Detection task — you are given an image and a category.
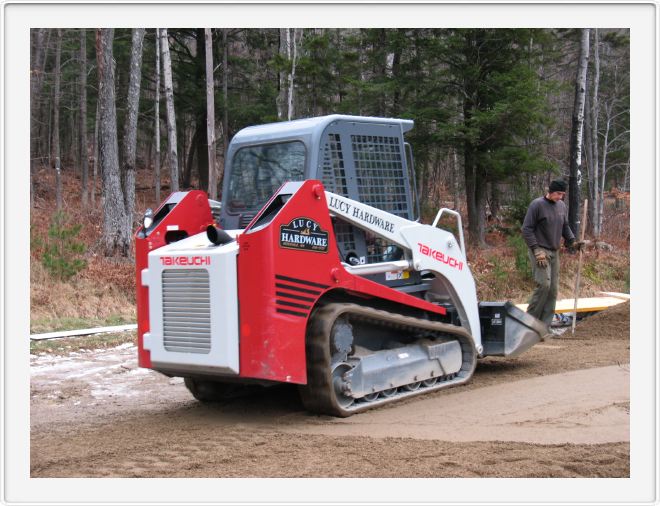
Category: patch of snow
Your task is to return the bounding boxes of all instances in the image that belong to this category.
[114,342,136,351]
[65,364,123,379]
[31,343,158,401]
[128,367,151,376]
[90,381,140,399]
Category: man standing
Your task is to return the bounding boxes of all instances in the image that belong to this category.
[521,178,583,330]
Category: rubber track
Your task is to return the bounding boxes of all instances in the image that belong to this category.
[299,302,477,417]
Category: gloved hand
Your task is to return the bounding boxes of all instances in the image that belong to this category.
[533,248,548,268]
[569,240,586,252]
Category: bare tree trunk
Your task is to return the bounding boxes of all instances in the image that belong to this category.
[287,29,299,121]
[590,28,600,236]
[160,28,179,192]
[69,97,78,175]
[475,171,487,247]
[183,125,196,188]
[390,32,402,115]
[205,28,217,200]
[145,138,152,179]
[463,96,487,248]
[276,28,289,120]
[38,29,53,161]
[464,151,479,246]
[30,28,47,207]
[597,102,613,237]
[154,28,161,203]
[584,88,593,229]
[96,28,130,256]
[122,28,145,228]
[37,28,53,170]
[489,183,501,222]
[221,29,229,183]
[453,147,460,210]
[80,29,89,208]
[193,30,209,191]
[53,29,63,212]
[92,100,99,207]
[568,28,590,235]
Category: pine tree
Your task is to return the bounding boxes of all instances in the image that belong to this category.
[434,29,555,246]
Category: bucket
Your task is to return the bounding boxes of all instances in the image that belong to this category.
[479,301,547,357]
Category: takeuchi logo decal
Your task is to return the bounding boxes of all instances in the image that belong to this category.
[417,243,463,271]
[280,217,329,253]
[160,256,211,266]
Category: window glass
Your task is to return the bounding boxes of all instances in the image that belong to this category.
[227,141,305,212]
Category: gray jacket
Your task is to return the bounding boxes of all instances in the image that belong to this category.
[521,196,575,251]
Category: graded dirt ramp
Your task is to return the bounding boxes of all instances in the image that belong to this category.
[30,302,630,477]
[275,365,629,444]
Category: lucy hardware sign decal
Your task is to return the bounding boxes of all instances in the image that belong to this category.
[280,217,329,253]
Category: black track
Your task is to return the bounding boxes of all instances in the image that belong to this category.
[298,302,477,417]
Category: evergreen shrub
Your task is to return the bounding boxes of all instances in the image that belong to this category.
[508,234,531,280]
[504,191,534,228]
[35,212,87,280]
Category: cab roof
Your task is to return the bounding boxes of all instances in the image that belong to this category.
[230,114,414,146]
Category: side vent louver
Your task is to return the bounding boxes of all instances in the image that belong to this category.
[239,213,256,228]
[274,275,328,318]
[162,269,211,354]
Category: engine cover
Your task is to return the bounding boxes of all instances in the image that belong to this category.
[141,232,240,375]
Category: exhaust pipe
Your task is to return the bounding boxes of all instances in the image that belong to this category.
[207,225,234,246]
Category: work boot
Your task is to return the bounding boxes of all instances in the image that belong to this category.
[540,327,553,342]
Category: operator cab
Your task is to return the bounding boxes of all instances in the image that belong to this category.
[219,115,420,289]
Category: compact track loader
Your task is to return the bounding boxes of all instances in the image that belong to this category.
[135,115,546,416]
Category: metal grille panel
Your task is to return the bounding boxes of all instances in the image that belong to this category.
[333,221,356,254]
[162,269,211,354]
[351,134,409,217]
[351,134,408,264]
[321,133,355,254]
[321,133,348,195]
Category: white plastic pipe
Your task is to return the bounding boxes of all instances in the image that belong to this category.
[30,324,137,341]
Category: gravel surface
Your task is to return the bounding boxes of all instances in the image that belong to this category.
[30,302,630,478]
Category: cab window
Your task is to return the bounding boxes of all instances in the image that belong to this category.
[227,141,306,213]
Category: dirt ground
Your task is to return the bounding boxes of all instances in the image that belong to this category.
[30,302,630,478]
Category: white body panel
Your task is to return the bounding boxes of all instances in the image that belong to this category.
[325,191,482,352]
[141,232,240,374]
[400,226,482,351]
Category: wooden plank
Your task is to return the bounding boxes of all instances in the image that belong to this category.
[30,324,138,341]
[516,296,627,314]
[598,292,631,301]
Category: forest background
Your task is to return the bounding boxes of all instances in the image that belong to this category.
[28,27,631,331]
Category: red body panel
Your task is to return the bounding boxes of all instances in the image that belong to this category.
[135,191,214,368]
[237,181,445,384]
[136,182,446,385]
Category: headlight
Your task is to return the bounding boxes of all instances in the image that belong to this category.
[142,208,154,230]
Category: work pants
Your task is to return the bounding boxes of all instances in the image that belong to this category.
[526,247,559,328]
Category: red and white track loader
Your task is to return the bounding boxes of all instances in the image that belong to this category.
[135,115,546,416]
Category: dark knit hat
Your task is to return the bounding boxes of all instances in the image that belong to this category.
[549,178,568,193]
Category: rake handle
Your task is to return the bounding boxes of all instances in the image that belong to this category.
[571,199,588,334]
